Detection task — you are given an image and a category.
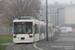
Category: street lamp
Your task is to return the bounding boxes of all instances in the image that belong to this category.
[48,12,57,35]
[36,9,43,20]
[41,9,43,20]
[57,8,64,26]
[37,9,43,20]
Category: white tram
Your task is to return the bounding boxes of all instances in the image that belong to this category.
[13,16,54,43]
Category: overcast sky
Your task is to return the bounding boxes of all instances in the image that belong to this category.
[41,0,75,4]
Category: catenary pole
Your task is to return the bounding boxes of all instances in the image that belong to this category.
[46,0,48,41]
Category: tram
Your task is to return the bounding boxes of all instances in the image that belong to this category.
[13,16,54,43]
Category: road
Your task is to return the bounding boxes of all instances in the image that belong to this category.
[6,33,75,50]
[6,43,37,50]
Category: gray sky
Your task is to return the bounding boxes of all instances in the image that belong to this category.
[41,0,75,4]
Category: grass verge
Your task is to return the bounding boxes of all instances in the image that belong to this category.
[0,37,13,43]
[0,45,6,50]
[0,37,13,50]
[52,35,57,37]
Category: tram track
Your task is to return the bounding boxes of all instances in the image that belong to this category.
[6,43,27,50]
[10,44,16,50]
[12,44,26,50]
[6,42,39,50]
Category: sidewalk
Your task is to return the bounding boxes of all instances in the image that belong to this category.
[1,43,14,45]
[36,37,59,50]
[36,34,75,50]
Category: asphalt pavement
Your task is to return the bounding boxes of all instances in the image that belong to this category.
[37,33,75,50]
[6,43,37,50]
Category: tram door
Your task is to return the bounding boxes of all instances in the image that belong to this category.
[34,24,39,41]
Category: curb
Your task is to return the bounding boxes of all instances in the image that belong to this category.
[33,35,56,50]
[33,43,44,50]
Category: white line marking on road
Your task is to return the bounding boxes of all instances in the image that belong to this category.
[33,43,44,50]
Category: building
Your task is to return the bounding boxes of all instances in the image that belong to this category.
[65,6,75,24]
[41,2,75,28]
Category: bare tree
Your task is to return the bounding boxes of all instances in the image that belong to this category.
[0,0,41,27]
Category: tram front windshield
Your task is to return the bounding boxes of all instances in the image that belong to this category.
[14,22,32,34]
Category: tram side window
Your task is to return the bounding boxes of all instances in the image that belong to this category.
[40,25,45,33]
[35,24,39,33]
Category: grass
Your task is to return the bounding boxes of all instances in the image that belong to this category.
[32,39,45,44]
[0,37,13,50]
[52,35,57,37]
[0,45,6,50]
[0,37,13,43]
